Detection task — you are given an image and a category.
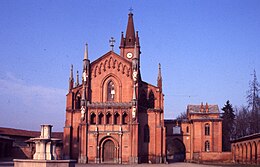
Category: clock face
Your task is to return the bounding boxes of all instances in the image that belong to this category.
[126,52,133,59]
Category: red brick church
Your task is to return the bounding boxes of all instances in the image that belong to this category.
[63,12,166,164]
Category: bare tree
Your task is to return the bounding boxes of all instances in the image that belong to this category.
[176,111,188,120]
[234,106,250,138]
[247,70,260,133]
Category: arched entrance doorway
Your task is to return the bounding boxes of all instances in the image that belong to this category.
[167,139,186,163]
[102,139,116,163]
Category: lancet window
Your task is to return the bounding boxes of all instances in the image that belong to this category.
[90,113,96,125]
[122,112,128,125]
[98,113,104,124]
[114,112,120,125]
[107,81,115,101]
[106,112,112,124]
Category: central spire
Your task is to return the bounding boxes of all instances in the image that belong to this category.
[125,12,135,47]
[120,11,140,60]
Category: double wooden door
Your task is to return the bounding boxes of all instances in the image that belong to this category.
[103,140,115,163]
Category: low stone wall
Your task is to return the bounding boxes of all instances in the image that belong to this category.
[14,159,76,167]
[200,152,232,162]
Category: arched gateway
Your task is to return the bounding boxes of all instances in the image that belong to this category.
[167,139,186,163]
[100,138,118,163]
[102,140,116,163]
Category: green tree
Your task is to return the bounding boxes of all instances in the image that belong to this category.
[221,100,235,151]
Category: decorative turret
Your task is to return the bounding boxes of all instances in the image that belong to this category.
[120,32,124,48]
[82,43,90,85]
[83,43,89,72]
[135,31,140,47]
[205,102,209,113]
[157,63,162,91]
[81,43,90,121]
[200,102,204,112]
[68,64,74,91]
[132,42,139,71]
[131,42,139,121]
[75,71,79,87]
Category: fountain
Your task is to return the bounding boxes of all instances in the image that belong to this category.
[14,124,76,167]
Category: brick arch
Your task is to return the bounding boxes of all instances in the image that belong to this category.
[252,141,257,164]
[97,112,104,125]
[117,62,122,71]
[90,112,96,125]
[122,65,127,74]
[105,111,112,124]
[239,143,243,162]
[113,112,120,125]
[247,142,252,163]
[74,90,81,109]
[148,90,155,109]
[100,74,122,102]
[113,59,117,69]
[256,140,260,164]
[243,143,247,163]
[166,138,186,163]
[99,136,119,163]
[108,57,113,69]
[103,60,108,72]
[235,144,239,162]
[94,65,98,77]
[99,63,103,74]
[122,111,129,124]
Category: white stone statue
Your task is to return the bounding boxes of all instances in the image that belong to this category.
[132,71,138,82]
[132,106,136,119]
[81,106,85,120]
[82,71,87,82]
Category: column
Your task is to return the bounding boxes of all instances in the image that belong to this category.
[33,141,40,159]
[52,143,57,160]
[95,128,100,163]
[39,140,46,160]
[119,126,122,164]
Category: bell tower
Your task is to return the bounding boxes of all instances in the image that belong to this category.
[120,11,140,61]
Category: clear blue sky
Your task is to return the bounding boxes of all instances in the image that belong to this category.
[0,0,260,131]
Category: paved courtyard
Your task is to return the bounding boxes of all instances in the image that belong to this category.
[76,163,219,167]
[0,161,259,167]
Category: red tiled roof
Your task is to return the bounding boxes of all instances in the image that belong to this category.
[0,127,63,140]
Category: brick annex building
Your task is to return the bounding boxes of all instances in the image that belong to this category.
[165,103,229,163]
[63,12,166,164]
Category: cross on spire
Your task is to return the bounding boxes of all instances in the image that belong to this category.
[109,37,115,51]
[129,7,133,13]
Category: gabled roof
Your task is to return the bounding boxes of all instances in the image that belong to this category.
[91,51,131,67]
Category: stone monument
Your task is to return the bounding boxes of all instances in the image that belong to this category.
[31,124,60,160]
[14,124,76,167]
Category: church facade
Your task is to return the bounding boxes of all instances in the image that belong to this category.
[63,12,166,164]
